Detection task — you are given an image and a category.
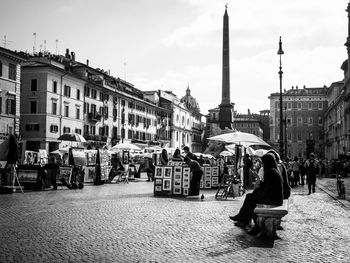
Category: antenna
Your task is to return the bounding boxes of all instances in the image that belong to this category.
[55,39,59,55]
[124,62,127,80]
[33,32,37,54]
[2,35,12,48]
[44,40,46,52]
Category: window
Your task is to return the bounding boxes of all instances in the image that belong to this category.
[76,108,80,119]
[53,81,57,93]
[297,102,302,110]
[52,101,57,115]
[297,117,302,127]
[84,86,90,97]
[287,118,292,126]
[91,89,97,99]
[64,105,69,117]
[84,102,89,114]
[6,98,16,115]
[318,102,323,110]
[30,101,37,114]
[308,102,312,110]
[287,102,292,110]
[77,89,80,100]
[31,79,37,91]
[75,129,82,135]
[50,125,58,133]
[308,117,313,125]
[91,125,96,135]
[84,125,89,135]
[287,133,292,141]
[318,116,323,125]
[9,63,16,80]
[297,132,302,141]
[64,85,71,97]
[63,127,71,133]
[25,124,39,131]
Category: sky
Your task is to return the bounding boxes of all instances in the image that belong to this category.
[1,0,349,115]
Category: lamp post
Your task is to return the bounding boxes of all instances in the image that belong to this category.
[277,36,284,160]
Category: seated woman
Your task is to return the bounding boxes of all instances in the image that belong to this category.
[171,148,183,162]
[229,153,284,234]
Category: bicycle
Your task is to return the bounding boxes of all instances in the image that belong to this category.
[336,174,346,199]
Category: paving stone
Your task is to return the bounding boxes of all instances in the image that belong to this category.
[1,180,350,262]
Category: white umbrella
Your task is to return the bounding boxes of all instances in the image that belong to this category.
[253,149,269,157]
[58,133,86,143]
[208,131,270,147]
[203,154,215,159]
[50,146,70,154]
[219,151,233,157]
[110,143,141,152]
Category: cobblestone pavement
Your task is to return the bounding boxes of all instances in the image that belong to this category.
[1,179,350,263]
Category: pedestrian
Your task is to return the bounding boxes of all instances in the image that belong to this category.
[243,154,253,189]
[291,156,301,187]
[184,156,203,196]
[43,156,59,190]
[229,153,284,234]
[183,146,197,161]
[160,149,168,165]
[304,153,318,195]
[6,134,18,191]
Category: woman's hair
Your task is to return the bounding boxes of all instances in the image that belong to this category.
[262,153,278,170]
[173,148,181,158]
[267,149,280,162]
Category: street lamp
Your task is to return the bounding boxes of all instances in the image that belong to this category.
[277,36,284,160]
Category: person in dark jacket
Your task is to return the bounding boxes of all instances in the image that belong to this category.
[229,153,284,232]
[183,146,197,161]
[267,149,291,199]
[184,156,203,196]
[43,156,60,190]
[6,134,18,190]
[160,149,168,165]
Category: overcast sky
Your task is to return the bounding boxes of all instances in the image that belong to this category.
[1,0,348,114]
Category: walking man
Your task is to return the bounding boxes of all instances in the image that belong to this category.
[304,153,318,195]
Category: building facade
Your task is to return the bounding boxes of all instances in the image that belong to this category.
[269,86,328,159]
[0,47,25,138]
[20,49,172,154]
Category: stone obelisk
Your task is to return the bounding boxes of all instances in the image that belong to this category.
[218,5,233,130]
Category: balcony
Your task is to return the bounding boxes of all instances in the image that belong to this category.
[88,112,101,122]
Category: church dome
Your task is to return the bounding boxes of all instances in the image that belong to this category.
[180,85,200,113]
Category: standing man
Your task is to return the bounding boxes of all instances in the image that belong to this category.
[6,134,18,191]
[183,146,197,161]
[184,156,203,196]
[304,153,318,195]
[43,156,60,190]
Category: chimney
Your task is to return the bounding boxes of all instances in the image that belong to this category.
[86,59,89,66]
[65,48,70,58]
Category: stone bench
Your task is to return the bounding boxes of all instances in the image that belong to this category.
[254,199,289,239]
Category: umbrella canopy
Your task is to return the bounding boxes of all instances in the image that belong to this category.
[219,151,233,157]
[208,131,270,147]
[50,146,70,154]
[110,143,141,152]
[252,149,269,157]
[58,133,87,143]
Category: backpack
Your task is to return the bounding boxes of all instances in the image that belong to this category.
[307,160,317,176]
